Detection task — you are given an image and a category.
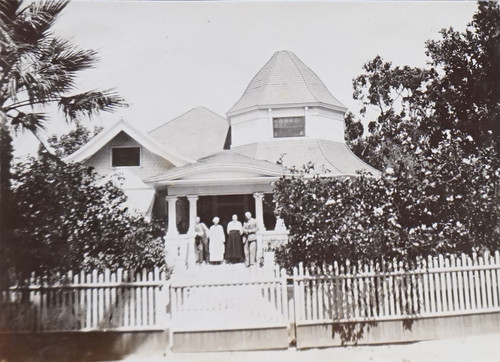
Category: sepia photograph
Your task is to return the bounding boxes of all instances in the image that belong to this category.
[0,0,499,361]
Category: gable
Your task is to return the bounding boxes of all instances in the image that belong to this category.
[63,119,194,167]
[85,131,175,179]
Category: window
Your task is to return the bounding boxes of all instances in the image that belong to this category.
[111,147,141,167]
[273,116,305,138]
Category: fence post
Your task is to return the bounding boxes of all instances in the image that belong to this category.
[333,261,341,320]
[495,251,500,308]
[492,252,499,308]
[444,256,453,313]
[98,271,104,328]
[280,268,289,323]
[478,254,487,310]
[450,255,459,312]
[484,251,493,309]
[455,255,464,311]
[157,268,168,327]
[292,265,300,324]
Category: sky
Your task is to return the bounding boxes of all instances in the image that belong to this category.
[12,0,478,156]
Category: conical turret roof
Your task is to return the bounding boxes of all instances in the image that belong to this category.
[228,50,346,116]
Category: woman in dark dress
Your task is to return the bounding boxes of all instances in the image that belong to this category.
[225,214,244,263]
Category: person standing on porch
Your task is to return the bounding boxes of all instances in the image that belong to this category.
[194,216,209,264]
[225,214,244,263]
[242,211,258,267]
[208,217,225,264]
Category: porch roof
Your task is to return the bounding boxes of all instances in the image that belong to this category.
[144,151,284,188]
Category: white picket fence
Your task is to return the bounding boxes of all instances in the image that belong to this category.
[293,251,500,324]
[2,251,500,335]
[0,268,169,332]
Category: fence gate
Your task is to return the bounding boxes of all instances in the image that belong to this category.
[169,269,290,352]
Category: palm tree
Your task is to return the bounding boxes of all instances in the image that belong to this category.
[0,0,125,274]
[0,0,125,137]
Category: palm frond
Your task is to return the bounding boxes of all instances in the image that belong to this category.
[15,0,67,46]
[9,111,47,133]
[20,38,95,101]
[59,90,127,122]
[0,1,24,91]
[0,1,22,23]
[0,1,68,104]
[0,1,22,44]
[4,36,98,108]
[1,0,125,130]
[39,37,98,73]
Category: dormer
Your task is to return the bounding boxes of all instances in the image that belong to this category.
[227,50,347,148]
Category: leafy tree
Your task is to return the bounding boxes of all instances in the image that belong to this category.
[274,129,500,270]
[0,0,125,236]
[349,56,435,170]
[0,0,126,284]
[46,122,103,157]
[277,3,500,269]
[2,154,165,285]
[425,1,500,149]
[348,2,500,169]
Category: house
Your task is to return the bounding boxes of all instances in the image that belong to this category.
[64,50,378,267]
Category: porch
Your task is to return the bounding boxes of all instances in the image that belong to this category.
[143,151,289,269]
[162,192,288,269]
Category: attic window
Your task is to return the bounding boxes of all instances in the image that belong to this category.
[273,116,305,138]
[112,147,141,167]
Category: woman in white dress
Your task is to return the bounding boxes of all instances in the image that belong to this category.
[208,216,225,263]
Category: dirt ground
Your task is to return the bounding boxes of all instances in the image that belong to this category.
[123,332,500,362]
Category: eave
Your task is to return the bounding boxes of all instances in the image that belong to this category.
[226,101,348,118]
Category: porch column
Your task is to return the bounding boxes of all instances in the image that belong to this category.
[275,216,287,231]
[253,192,266,231]
[187,195,198,234]
[166,196,179,237]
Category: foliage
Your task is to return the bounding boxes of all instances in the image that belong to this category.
[425,2,500,148]
[275,2,500,271]
[348,56,435,170]
[0,125,14,285]
[0,0,125,132]
[0,1,130,286]
[0,0,125,242]
[347,2,500,169]
[0,124,13,210]
[2,155,165,285]
[46,122,103,157]
[274,128,500,270]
